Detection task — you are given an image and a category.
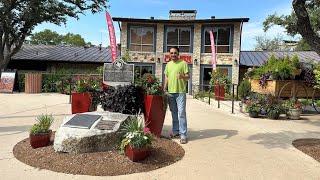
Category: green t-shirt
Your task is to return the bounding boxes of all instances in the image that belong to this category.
[164,59,189,93]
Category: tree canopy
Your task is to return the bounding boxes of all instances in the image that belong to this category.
[263,0,320,55]
[254,34,283,51]
[0,0,109,70]
[30,29,89,46]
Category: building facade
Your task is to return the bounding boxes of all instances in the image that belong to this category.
[113,10,249,94]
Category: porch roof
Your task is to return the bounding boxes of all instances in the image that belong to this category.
[11,44,112,63]
[240,51,320,67]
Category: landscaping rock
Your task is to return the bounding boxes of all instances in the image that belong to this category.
[53,111,130,154]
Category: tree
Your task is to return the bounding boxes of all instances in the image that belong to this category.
[263,0,320,55]
[295,39,313,51]
[254,34,283,51]
[0,0,109,70]
[62,33,86,46]
[30,30,88,46]
[30,29,62,45]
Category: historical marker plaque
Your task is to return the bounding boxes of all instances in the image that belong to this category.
[63,114,102,129]
[103,59,134,86]
[95,120,119,130]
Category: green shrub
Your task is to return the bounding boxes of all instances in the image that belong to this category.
[238,80,251,99]
[101,85,144,115]
[291,55,299,68]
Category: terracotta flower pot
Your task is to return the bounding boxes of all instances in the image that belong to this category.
[126,145,149,162]
[214,85,225,100]
[71,92,92,114]
[144,95,165,137]
[29,130,52,148]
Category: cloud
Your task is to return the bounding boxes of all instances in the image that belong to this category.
[241,21,292,50]
[240,1,296,50]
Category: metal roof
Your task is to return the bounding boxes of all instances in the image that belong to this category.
[112,17,249,23]
[11,44,112,63]
[240,51,320,67]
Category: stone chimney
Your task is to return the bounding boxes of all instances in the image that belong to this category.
[169,10,197,20]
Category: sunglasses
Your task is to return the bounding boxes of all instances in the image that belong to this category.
[169,52,178,54]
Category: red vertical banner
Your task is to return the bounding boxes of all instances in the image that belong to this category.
[106,11,117,63]
[210,31,216,71]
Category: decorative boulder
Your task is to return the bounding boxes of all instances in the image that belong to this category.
[53,111,130,154]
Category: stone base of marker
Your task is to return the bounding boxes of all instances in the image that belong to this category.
[54,111,130,154]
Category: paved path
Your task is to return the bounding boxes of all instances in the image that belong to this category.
[0,93,320,179]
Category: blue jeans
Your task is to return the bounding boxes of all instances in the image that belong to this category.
[168,93,187,139]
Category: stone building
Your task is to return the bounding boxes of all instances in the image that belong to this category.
[113,10,249,94]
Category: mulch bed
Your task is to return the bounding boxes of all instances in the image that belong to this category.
[13,134,185,176]
[292,138,320,162]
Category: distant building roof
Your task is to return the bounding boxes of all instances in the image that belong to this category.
[112,17,249,23]
[11,44,112,63]
[240,51,320,67]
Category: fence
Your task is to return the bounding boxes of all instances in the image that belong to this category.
[192,83,240,114]
[17,72,102,103]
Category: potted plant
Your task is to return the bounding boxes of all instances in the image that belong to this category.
[266,104,283,120]
[29,114,54,148]
[120,115,153,162]
[238,80,252,113]
[284,98,303,120]
[71,74,102,114]
[135,73,168,137]
[245,99,262,118]
[264,94,283,120]
[209,68,231,100]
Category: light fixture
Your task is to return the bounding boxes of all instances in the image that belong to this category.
[194,59,198,65]
[234,59,238,66]
[157,58,160,63]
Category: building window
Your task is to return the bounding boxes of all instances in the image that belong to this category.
[129,27,154,52]
[166,27,191,52]
[203,27,232,53]
[132,64,154,80]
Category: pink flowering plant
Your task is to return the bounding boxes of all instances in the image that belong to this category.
[71,74,101,93]
[120,114,153,152]
[135,73,164,96]
[284,98,303,110]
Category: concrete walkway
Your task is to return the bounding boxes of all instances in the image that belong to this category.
[0,93,320,179]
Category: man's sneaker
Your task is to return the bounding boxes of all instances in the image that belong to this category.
[169,133,180,139]
[180,138,188,144]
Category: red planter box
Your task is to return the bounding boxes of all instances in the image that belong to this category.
[214,85,225,100]
[29,131,51,148]
[126,145,149,162]
[71,93,92,114]
[143,95,165,137]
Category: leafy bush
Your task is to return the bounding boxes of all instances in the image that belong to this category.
[314,70,320,89]
[101,85,144,115]
[291,55,299,68]
[238,80,251,99]
[209,68,231,91]
[135,73,164,96]
[248,54,295,81]
[266,104,283,119]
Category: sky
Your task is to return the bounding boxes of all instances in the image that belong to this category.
[33,0,297,50]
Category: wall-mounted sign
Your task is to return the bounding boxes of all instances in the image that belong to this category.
[0,70,17,93]
[164,55,192,64]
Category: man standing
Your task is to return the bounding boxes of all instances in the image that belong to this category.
[163,47,190,144]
